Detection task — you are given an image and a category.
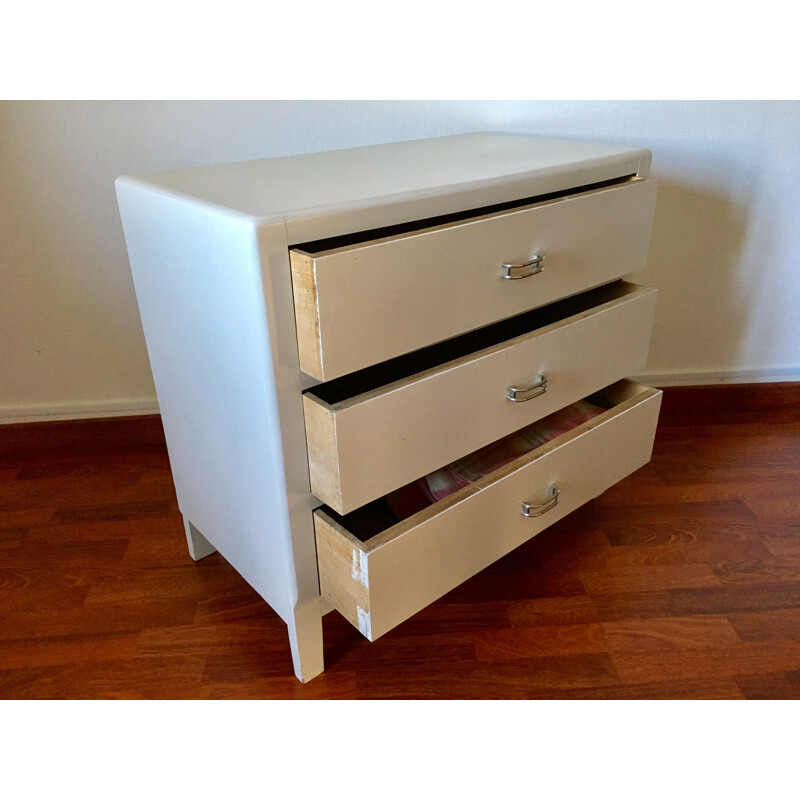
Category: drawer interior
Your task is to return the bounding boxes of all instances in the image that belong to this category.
[307,280,643,407]
[318,379,647,546]
[292,174,638,256]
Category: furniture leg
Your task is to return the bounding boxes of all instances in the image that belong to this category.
[287,596,325,683]
[184,518,217,561]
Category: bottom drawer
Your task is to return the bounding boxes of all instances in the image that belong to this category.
[314,380,662,641]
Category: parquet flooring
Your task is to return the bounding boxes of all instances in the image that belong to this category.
[1,384,798,699]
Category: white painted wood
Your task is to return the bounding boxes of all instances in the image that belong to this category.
[294,177,657,381]
[287,596,325,683]
[0,405,159,424]
[116,134,661,682]
[115,184,321,642]
[306,283,658,514]
[184,518,217,561]
[635,367,800,386]
[316,381,662,641]
[126,133,651,244]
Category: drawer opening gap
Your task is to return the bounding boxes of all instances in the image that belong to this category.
[319,388,629,544]
[307,280,640,406]
[293,174,637,254]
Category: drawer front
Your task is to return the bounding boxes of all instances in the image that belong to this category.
[315,381,662,641]
[291,177,657,381]
[304,283,657,514]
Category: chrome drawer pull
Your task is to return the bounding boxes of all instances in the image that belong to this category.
[521,484,560,517]
[501,253,545,279]
[507,374,548,402]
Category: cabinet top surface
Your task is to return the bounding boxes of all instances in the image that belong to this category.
[118,133,651,242]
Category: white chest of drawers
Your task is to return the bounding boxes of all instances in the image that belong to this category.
[116,133,661,682]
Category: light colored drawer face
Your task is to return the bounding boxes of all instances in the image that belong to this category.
[304,281,657,514]
[291,177,657,382]
[315,380,662,641]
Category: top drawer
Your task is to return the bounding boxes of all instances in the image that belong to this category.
[290,176,657,382]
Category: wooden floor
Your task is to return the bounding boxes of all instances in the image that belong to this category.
[1,384,799,699]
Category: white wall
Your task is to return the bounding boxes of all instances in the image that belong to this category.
[2,101,799,421]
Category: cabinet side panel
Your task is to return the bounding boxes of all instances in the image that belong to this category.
[116,180,303,624]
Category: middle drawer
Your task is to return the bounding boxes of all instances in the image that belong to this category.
[303,280,657,514]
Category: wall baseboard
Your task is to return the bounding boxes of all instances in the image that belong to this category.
[0,399,159,425]
[637,368,800,387]
[2,367,799,423]
[0,385,796,458]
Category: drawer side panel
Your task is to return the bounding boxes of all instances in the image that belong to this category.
[290,251,325,379]
[315,514,369,633]
[303,393,342,510]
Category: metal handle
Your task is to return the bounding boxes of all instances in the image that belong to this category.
[501,253,545,280]
[507,374,548,402]
[521,484,560,517]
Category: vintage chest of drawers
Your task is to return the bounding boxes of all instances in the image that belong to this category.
[116,133,661,682]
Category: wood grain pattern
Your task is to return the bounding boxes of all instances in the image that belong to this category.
[289,250,324,379]
[314,513,369,633]
[301,394,341,511]
[1,382,798,698]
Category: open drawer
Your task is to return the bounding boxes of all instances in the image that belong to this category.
[303,281,657,514]
[315,380,662,641]
[290,176,657,381]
